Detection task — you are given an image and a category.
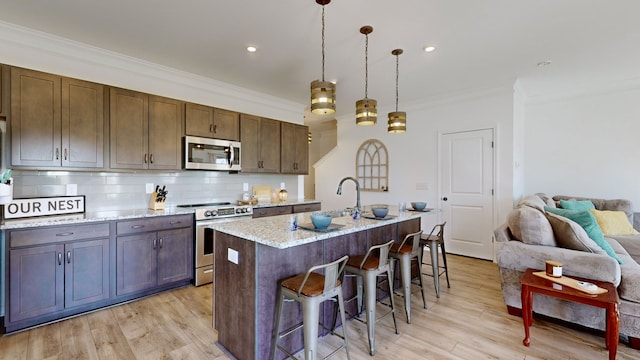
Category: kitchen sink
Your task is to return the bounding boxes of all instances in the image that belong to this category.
[321,208,354,218]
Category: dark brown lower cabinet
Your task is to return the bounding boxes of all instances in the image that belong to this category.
[4,214,194,334]
[116,216,193,296]
[7,225,110,325]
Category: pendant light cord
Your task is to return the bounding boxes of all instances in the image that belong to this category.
[395,54,399,112]
[321,5,326,82]
[364,32,369,99]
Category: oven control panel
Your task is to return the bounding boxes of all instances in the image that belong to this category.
[195,206,252,220]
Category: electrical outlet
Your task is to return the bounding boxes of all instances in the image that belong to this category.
[146,183,154,194]
[228,248,239,264]
[243,183,249,191]
[280,182,285,190]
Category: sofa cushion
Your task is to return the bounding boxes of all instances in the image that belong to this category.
[609,235,640,264]
[590,209,640,236]
[536,193,556,208]
[553,195,633,223]
[517,194,547,212]
[545,212,606,255]
[618,257,640,304]
[559,199,595,211]
[507,206,556,246]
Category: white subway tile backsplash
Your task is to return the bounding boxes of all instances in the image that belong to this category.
[11,170,299,212]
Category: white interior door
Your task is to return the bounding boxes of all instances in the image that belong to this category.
[440,128,495,260]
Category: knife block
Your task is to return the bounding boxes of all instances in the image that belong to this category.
[148,192,165,211]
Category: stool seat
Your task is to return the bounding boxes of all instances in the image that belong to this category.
[390,242,413,254]
[281,273,342,297]
[346,255,380,271]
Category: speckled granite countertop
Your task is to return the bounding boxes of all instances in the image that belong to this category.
[211,206,434,249]
[1,207,195,229]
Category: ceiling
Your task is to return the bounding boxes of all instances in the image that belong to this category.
[1,0,639,122]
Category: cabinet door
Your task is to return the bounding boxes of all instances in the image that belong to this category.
[294,124,309,174]
[185,102,214,138]
[240,113,261,172]
[281,123,309,174]
[116,233,157,296]
[212,108,239,141]
[259,117,281,173]
[110,87,148,169]
[10,67,62,167]
[65,238,110,308]
[149,95,183,170]
[62,78,104,168]
[9,244,64,322]
[157,228,193,286]
[0,64,8,119]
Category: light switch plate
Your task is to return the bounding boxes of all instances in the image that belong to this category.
[228,248,239,264]
[146,183,154,194]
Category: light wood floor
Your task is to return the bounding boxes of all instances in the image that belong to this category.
[1,255,639,359]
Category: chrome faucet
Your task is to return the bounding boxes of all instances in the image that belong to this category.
[337,177,361,213]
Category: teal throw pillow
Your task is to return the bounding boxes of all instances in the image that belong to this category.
[559,199,595,211]
[544,206,623,264]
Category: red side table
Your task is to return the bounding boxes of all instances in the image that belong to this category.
[520,268,619,360]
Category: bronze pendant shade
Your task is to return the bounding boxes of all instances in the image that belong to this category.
[356,25,377,125]
[388,49,406,133]
[310,0,336,115]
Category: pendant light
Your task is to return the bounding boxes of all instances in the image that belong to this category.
[388,49,406,133]
[356,26,377,125]
[310,0,336,115]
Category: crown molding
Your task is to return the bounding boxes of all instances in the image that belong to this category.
[0,21,304,122]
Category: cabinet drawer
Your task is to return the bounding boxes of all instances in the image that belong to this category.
[292,203,321,213]
[9,222,110,248]
[117,214,193,235]
[252,206,292,218]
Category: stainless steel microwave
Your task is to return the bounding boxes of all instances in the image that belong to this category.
[184,136,241,171]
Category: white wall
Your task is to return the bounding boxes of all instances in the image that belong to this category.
[524,86,640,210]
[315,86,516,229]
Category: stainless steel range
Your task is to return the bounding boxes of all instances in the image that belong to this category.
[177,202,253,286]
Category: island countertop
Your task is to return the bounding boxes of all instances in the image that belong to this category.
[210,206,429,249]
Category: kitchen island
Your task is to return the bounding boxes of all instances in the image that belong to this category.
[211,208,424,360]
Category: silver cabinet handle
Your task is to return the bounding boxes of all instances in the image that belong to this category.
[149,154,154,164]
[64,148,68,160]
[56,232,74,236]
[131,225,144,229]
[209,124,214,133]
[144,153,148,164]
[56,148,60,160]
[170,221,181,225]
[159,237,163,249]
[67,251,71,264]
[58,252,62,265]
[153,238,157,249]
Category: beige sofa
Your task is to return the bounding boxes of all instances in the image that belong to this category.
[494,194,640,347]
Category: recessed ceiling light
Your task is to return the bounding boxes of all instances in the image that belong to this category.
[537,60,552,67]
[423,45,436,53]
[246,46,257,53]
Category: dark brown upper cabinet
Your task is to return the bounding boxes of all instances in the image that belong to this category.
[185,103,239,141]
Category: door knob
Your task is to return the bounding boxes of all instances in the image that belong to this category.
[442,197,448,201]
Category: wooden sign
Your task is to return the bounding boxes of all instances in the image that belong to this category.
[3,196,86,219]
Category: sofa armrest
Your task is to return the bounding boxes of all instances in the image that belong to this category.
[496,240,621,286]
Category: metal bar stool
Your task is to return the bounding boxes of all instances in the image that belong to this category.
[389,230,425,324]
[343,240,398,356]
[419,222,450,298]
[271,255,351,360]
